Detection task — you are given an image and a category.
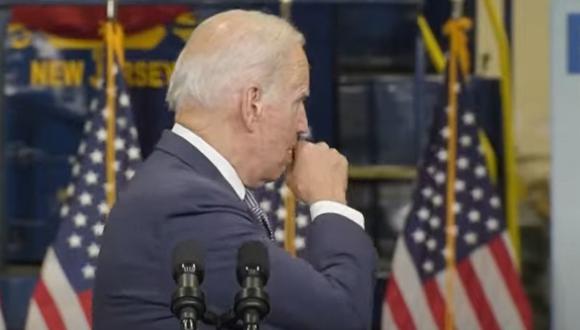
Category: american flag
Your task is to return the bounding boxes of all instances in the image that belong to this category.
[381,70,533,329]
[253,179,310,254]
[24,36,140,329]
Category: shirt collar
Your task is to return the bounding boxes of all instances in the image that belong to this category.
[171,123,246,200]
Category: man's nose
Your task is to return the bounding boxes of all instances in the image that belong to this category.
[297,107,309,135]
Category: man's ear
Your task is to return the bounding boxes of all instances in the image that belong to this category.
[241,86,263,132]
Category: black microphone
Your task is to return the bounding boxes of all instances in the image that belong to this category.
[234,241,270,330]
[171,240,206,330]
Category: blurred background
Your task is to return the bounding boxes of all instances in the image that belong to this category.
[0,0,568,329]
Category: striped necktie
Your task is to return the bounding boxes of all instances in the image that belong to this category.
[243,189,274,240]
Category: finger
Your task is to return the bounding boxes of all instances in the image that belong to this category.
[316,142,329,149]
[294,140,311,154]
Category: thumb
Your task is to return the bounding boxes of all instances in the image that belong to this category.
[286,141,308,192]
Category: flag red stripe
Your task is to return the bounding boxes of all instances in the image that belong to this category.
[489,237,533,330]
[34,281,66,330]
[423,278,445,330]
[457,258,501,330]
[386,277,417,330]
[78,289,93,326]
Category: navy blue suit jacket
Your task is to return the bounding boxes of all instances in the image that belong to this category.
[93,130,377,330]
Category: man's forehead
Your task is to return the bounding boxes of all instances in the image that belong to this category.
[290,48,310,82]
[287,67,309,93]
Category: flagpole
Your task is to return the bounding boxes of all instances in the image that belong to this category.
[107,0,117,21]
[443,2,466,329]
[104,0,119,207]
[443,29,459,330]
[451,0,464,19]
[280,0,293,22]
[280,0,297,257]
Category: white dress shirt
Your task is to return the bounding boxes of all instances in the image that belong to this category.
[172,123,365,229]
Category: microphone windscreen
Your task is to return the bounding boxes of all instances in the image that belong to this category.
[172,240,205,283]
[236,240,270,285]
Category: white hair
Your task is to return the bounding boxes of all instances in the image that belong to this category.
[166,10,305,112]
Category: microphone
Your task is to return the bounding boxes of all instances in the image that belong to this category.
[234,241,270,330]
[171,240,206,330]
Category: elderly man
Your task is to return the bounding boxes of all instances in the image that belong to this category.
[93,10,376,330]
